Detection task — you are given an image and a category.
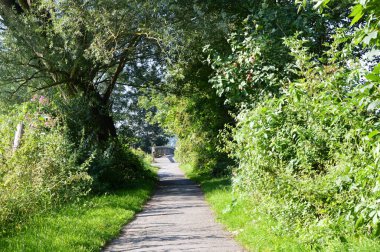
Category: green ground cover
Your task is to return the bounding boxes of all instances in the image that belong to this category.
[0,177,156,252]
[182,164,380,252]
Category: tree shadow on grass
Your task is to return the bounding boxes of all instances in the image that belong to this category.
[201,177,231,193]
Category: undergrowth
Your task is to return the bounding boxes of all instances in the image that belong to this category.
[0,98,154,234]
[182,164,380,251]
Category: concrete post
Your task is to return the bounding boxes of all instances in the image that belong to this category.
[13,122,24,151]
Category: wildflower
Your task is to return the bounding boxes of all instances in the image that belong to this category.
[39,96,49,105]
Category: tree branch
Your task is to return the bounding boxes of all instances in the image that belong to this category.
[102,35,141,102]
[31,80,71,92]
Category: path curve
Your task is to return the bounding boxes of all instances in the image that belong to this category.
[103,156,244,252]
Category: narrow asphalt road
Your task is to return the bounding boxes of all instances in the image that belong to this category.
[103,156,244,252]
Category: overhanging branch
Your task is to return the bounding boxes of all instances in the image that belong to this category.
[102,35,142,102]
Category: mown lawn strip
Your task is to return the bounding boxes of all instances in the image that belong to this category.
[0,179,156,252]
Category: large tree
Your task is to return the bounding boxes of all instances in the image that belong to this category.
[0,0,166,142]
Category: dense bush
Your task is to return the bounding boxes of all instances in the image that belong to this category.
[54,96,152,191]
[194,0,380,246]
[223,34,380,244]
[0,97,152,234]
[89,141,151,192]
[0,99,92,233]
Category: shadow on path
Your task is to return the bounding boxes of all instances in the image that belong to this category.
[103,156,244,252]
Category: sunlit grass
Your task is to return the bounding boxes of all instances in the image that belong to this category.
[182,164,380,252]
[0,179,156,252]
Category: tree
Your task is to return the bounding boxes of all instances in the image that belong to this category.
[114,87,169,153]
[140,0,251,174]
[0,0,165,142]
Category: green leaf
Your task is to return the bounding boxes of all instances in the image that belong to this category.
[366,73,380,82]
[355,215,365,229]
[349,4,363,17]
[297,4,303,13]
[373,63,380,74]
[313,2,322,9]
[368,130,380,139]
[313,0,330,9]
[350,4,364,26]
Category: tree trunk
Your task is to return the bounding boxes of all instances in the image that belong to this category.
[90,104,117,142]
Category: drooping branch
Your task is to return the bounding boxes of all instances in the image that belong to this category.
[31,79,70,92]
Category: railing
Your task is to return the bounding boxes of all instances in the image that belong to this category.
[151,146,175,160]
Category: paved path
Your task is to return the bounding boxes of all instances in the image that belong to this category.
[103,156,244,252]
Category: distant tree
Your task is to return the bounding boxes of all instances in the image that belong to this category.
[115,87,169,153]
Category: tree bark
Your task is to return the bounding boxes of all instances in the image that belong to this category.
[90,104,117,142]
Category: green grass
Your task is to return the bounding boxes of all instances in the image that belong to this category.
[0,178,156,252]
[181,164,380,252]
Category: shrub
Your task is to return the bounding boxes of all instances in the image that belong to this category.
[226,36,380,244]
[89,141,150,191]
[132,148,154,165]
[54,96,152,191]
[0,99,92,233]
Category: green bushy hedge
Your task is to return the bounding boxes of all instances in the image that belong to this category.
[227,37,380,245]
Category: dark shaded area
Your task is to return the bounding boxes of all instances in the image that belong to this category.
[166,155,175,163]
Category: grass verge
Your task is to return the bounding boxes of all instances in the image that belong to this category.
[0,176,156,252]
[181,164,380,252]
